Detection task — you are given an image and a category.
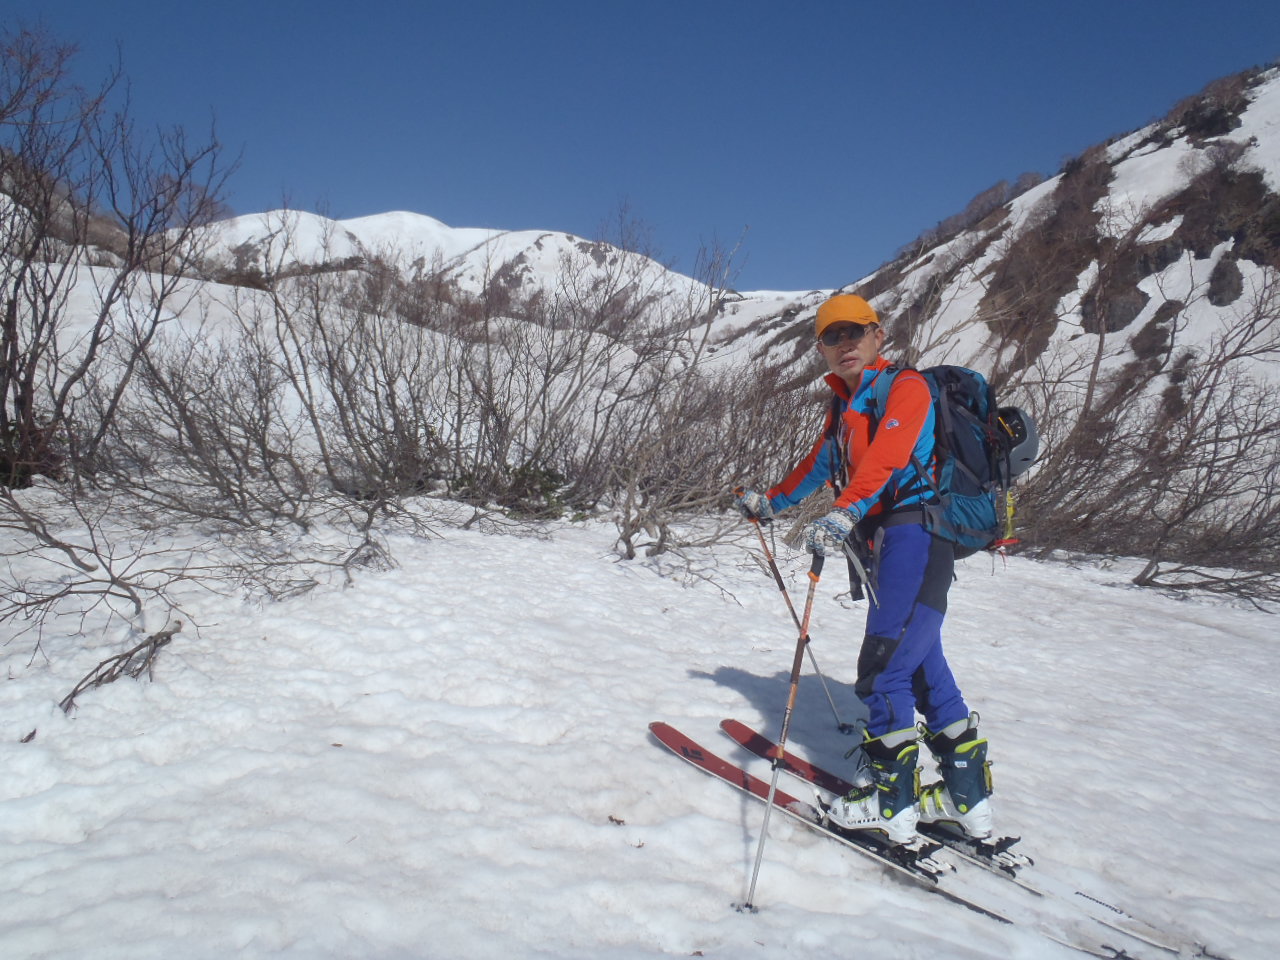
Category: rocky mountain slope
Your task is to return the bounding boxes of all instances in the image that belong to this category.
[716,64,1280,585]
[715,66,1280,384]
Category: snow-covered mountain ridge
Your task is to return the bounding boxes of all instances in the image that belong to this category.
[192,65,1280,392]
[203,208,628,291]
[190,206,821,348]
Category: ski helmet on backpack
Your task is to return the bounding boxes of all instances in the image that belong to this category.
[996,406,1039,479]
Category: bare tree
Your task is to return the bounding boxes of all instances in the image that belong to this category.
[1,27,233,653]
[1,28,231,489]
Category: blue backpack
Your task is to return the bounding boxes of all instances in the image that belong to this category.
[865,365,1038,557]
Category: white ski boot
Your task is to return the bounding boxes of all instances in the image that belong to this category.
[918,715,993,839]
[824,729,920,846]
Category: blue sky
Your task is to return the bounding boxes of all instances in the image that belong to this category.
[9,1,1280,290]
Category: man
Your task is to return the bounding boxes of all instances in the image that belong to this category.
[735,293,992,846]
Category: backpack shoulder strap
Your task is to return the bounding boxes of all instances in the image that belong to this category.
[869,365,943,507]
[865,364,901,430]
[822,391,844,493]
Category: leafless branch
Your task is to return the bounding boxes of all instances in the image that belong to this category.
[58,619,182,713]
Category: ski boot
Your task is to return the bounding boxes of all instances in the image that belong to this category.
[918,714,993,839]
[823,729,920,845]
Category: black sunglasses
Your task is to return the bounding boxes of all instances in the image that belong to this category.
[819,323,876,347]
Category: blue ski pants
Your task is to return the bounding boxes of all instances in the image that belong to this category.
[855,522,969,737]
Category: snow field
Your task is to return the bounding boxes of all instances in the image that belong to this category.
[1,520,1277,959]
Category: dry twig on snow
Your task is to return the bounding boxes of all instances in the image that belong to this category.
[59,620,184,714]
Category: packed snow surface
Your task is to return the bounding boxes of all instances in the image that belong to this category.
[1,518,1276,959]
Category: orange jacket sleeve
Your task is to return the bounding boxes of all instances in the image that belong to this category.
[765,402,837,512]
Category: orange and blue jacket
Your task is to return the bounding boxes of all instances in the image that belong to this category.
[766,357,936,524]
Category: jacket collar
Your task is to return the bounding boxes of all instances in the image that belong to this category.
[824,355,893,400]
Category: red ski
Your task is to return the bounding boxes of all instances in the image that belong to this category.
[648,720,1176,956]
[650,721,1019,921]
[717,718,1198,958]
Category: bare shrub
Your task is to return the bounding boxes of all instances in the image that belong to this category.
[1015,267,1280,600]
[77,227,456,594]
[1,28,231,490]
[607,359,815,560]
[432,228,681,519]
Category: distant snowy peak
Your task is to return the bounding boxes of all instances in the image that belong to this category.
[201,208,513,274]
[195,208,693,301]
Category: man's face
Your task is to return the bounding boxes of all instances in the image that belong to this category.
[817,322,884,387]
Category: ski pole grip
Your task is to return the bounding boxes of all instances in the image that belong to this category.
[809,554,824,580]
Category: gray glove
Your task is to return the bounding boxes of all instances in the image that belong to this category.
[803,509,856,557]
[734,490,774,521]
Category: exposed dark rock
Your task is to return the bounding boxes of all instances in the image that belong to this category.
[1169,169,1277,267]
[1136,238,1184,276]
[1129,299,1183,361]
[1207,256,1244,306]
[1234,194,1280,268]
[1082,286,1149,334]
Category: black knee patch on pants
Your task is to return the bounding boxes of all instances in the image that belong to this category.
[918,536,954,613]
[855,633,901,700]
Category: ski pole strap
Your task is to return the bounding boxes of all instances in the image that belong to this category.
[840,539,878,607]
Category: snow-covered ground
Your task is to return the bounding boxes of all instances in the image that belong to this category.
[1,516,1276,959]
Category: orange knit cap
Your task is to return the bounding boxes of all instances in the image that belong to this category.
[815,294,878,337]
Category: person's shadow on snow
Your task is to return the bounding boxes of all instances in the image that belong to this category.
[666,663,868,899]
[686,663,870,781]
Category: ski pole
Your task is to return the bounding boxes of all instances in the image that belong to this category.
[738,499,852,733]
[740,552,823,912]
